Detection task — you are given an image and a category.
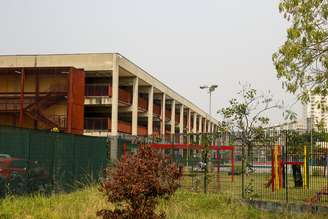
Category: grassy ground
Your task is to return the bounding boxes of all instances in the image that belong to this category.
[0,186,327,219]
[182,170,328,203]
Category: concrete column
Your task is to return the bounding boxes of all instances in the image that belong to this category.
[198,116,202,133]
[132,77,139,135]
[193,113,197,133]
[179,105,184,134]
[187,109,191,133]
[147,86,154,136]
[207,121,211,133]
[111,54,119,161]
[161,93,166,136]
[170,100,176,134]
[179,105,184,152]
[111,54,119,136]
[191,114,197,154]
[205,120,208,133]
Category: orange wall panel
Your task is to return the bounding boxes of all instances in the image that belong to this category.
[67,68,85,135]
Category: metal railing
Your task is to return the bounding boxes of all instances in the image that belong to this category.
[111,131,328,205]
[85,84,110,97]
[84,117,109,130]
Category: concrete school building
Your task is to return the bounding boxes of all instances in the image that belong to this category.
[0,53,219,141]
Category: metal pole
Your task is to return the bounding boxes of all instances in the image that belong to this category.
[204,90,212,193]
[241,144,245,198]
[310,118,313,168]
[209,91,212,117]
[200,85,217,194]
[19,69,25,127]
[285,131,288,203]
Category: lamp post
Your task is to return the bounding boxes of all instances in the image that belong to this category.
[200,84,218,193]
[200,85,218,118]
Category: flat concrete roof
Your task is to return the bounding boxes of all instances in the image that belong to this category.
[0,53,219,125]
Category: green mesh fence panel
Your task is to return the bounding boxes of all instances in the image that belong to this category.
[53,134,75,190]
[74,135,108,185]
[0,126,108,191]
[28,130,55,189]
[0,126,29,158]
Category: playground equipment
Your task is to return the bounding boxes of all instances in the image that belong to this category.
[271,145,309,192]
[271,145,283,192]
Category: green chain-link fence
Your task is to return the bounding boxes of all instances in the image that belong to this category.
[0,126,108,192]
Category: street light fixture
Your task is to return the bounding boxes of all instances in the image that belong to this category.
[200,84,218,117]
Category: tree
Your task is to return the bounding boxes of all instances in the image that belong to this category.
[218,84,281,198]
[219,84,281,148]
[273,0,328,102]
[97,145,181,219]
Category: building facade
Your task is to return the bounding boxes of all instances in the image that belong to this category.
[0,53,219,140]
[269,121,305,132]
[304,94,328,130]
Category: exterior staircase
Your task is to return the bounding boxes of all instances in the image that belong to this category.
[0,84,67,129]
[24,85,67,129]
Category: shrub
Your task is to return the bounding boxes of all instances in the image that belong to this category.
[97,145,181,219]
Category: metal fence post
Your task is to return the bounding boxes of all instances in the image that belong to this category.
[241,144,245,199]
[204,134,208,194]
[217,142,221,192]
[285,130,288,204]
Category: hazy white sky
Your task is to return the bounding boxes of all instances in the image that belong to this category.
[0,0,301,124]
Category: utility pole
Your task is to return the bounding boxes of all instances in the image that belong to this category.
[200,84,218,193]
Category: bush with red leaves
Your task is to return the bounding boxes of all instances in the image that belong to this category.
[97,145,181,219]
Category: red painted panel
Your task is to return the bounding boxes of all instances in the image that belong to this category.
[138,97,148,110]
[67,68,85,134]
[138,126,148,136]
[175,113,180,124]
[108,84,112,97]
[153,104,161,116]
[165,110,171,120]
[118,120,132,134]
[84,117,148,136]
[85,84,109,96]
[119,88,132,104]
[150,144,234,151]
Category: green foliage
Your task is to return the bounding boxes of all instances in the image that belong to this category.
[273,0,328,101]
[286,130,328,153]
[219,84,281,198]
[218,84,280,147]
[98,145,181,219]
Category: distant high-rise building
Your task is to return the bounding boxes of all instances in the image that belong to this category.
[304,94,328,130]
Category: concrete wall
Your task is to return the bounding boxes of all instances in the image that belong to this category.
[0,53,219,138]
[0,53,114,71]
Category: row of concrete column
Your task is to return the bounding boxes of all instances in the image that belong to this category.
[110,55,217,136]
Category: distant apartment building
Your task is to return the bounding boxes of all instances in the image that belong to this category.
[304,94,328,131]
[269,120,305,132]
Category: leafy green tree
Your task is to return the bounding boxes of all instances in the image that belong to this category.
[273,0,328,102]
[218,84,281,198]
[219,84,281,149]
